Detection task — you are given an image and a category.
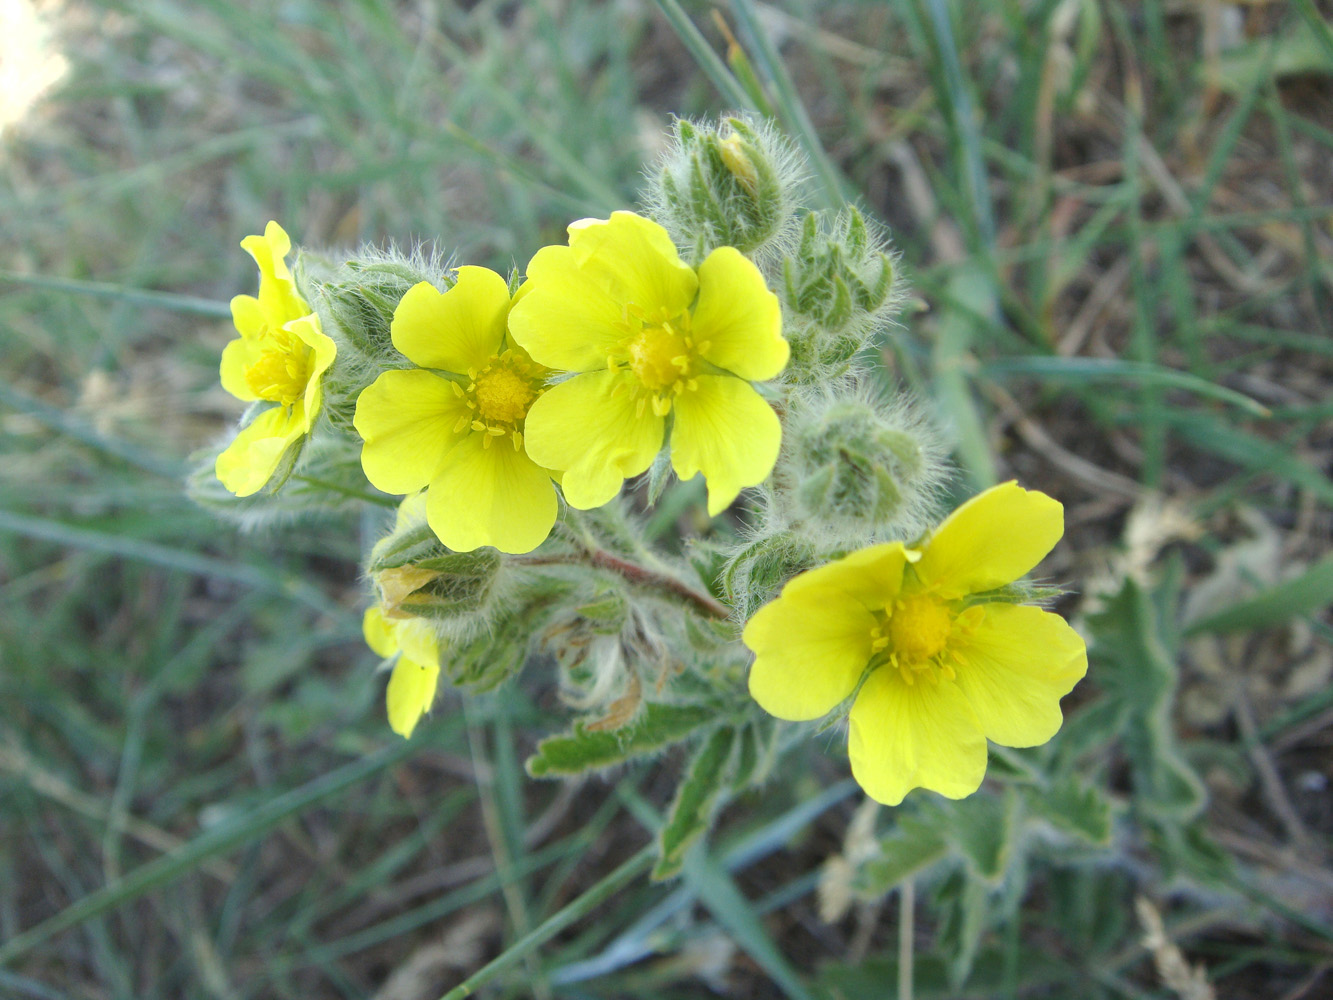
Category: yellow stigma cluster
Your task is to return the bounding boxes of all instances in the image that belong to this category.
[869,594,980,686]
[613,306,711,417]
[452,349,542,450]
[244,328,312,407]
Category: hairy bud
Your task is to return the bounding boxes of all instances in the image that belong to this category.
[773,390,945,546]
[368,495,503,626]
[644,115,805,263]
[720,531,819,620]
[779,208,899,384]
[305,244,458,432]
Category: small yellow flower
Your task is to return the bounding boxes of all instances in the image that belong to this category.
[216,221,336,496]
[507,211,788,516]
[744,482,1088,806]
[353,267,558,554]
[363,605,441,739]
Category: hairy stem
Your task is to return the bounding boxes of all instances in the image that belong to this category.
[517,546,731,620]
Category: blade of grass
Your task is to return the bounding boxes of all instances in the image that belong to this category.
[1185,551,1333,636]
[436,845,654,1000]
[981,357,1270,416]
[0,508,345,620]
[727,0,849,208]
[0,739,421,966]
[0,380,186,478]
[0,272,232,319]
[652,0,757,113]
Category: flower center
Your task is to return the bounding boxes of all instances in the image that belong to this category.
[455,350,544,450]
[627,320,694,392]
[473,363,535,424]
[244,328,312,407]
[888,595,953,664]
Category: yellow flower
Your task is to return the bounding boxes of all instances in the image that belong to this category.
[353,267,558,554]
[507,211,788,516]
[363,605,441,739]
[743,482,1088,806]
[216,221,336,496]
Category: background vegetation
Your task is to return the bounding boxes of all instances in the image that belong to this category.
[1,1,1330,997]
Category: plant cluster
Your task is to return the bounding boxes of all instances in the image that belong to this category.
[194,115,1086,882]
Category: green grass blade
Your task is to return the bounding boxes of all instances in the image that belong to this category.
[0,740,420,966]
[0,508,344,619]
[436,845,654,1000]
[0,271,233,319]
[1185,551,1333,635]
[982,357,1270,416]
[652,0,757,113]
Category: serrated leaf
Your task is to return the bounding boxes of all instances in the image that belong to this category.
[1025,776,1114,847]
[946,792,1014,883]
[856,814,950,895]
[1087,570,1206,818]
[935,870,989,990]
[526,702,718,778]
[653,726,735,879]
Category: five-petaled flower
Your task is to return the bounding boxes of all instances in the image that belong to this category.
[744,482,1087,806]
[507,211,789,516]
[216,221,337,496]
[363,604,441,739]
[354,266,558,554]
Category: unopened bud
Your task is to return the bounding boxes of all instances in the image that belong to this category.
[645,115,804,262]
[779,208,899,384]
[774,391,945,545]
[368,495,503,625]
[720,530,819,619]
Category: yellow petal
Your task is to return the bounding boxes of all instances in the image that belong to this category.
[914,482,1064,598]
[424,432,557,554]
[691,247,787,381]
[362,606,398,658]
[386,656,440,739]
[241,221,308,323]
[288,313,336,432]
[508,245,635,371]
[848,669,987,805]
[354,369,469,496]
[214,405,305,497]
[522,370,663,509]
[949,604,1087,748]
[782,542,915,616]
[745,591,876,721]
[566,212,697,318]
[391,268,509,373]
[393,618,440,668]
[219,335,259,401]
[670,375,781,516]
[229,294,266,340]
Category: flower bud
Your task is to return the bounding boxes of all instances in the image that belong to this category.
[720,530,819,620]
[367,495,503,626]
[644,115,804,263]
[773,390,945,546]
[306,245,460,431]
[778,208,899,384]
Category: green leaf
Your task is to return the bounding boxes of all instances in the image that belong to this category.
[1086,571,1206,818]
[1184,550,1333,635]
[1024,776,1114,847]
[653,726,735,880]
[934,869,990,989]
[947,792,1015,883]
[857,814,951,895]
[525,702,718,778]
